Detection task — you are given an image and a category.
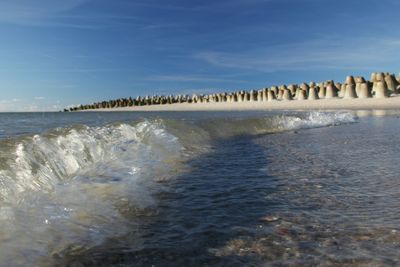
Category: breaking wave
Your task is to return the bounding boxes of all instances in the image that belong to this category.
[0,120,183,201]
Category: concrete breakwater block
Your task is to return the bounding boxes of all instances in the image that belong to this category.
[214,94,220,102]
[262,88,268,102]
[282,89,292,100]
[257,90,263,102]
[318,85,326,98]
[232,93,238,102]
[345,75,356,86]
[219,93,227,102]
[325,84,338,99]
[371,72,382,94]
[270,86,279,95]
[277,89,284,100]
[288,84,297,95]
[372,72,386,95]
[355,82,361,96]
[250,90,256,102]
[294,88,299,99]
[209,94,216,102]
[237,91,244,102]
[296,89,307,100]
[344,84,357,99]
[300,82,309,91]
[192,94,199,103]
[374,81,389,98]
[244,92,250,102]
[267,90,276,101]
[308,87,319,100]
[338,83,346,98]
[358,83,372,99]
[355,77,366,96]
[384,74,399,94]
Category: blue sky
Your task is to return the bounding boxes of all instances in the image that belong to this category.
[0,0,399,111]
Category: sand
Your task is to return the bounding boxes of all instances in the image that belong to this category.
[86,96,400,112]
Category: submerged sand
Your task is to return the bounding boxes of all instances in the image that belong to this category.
[87,96,400,112]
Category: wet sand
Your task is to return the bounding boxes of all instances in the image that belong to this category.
[87,96,400,112]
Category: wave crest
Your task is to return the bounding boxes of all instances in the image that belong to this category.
[0,120,183,201]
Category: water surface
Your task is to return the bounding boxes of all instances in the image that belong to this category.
[0,110,399,266]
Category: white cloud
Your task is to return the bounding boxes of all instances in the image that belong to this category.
[0,98,62,112]
[126,0,274,12]
[195,36,400,73]
[0,0,89,25]
[146,75,248,83]
[34,96,45,100]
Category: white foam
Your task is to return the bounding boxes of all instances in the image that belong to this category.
[276,111,356,131]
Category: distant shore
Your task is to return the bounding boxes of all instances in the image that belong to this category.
[82,96,400,112]
[70,72,400,112]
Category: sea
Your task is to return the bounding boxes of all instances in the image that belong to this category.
[0,110,400,266]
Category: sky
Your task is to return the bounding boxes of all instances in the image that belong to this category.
[0,0,399,111]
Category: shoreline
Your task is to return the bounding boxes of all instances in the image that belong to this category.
[81,96,400,112]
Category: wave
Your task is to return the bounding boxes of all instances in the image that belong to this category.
[181,111,357,138]
[0,111,356,202]
[0,111,356,265]
[0,120,183,201]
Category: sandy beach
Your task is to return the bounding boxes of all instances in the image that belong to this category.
[86,96,400,112]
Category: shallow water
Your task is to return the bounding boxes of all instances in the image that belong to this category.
[0,110,399,266]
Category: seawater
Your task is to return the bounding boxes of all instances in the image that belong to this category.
[0,110,399,266]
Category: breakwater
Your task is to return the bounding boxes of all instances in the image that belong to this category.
[67,72,400,111]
